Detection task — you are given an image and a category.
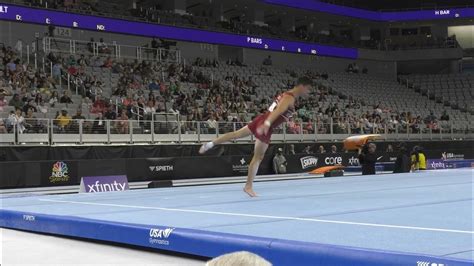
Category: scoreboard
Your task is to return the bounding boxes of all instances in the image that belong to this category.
[0,3,358,59]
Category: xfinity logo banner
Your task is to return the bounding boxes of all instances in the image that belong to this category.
[79,175,129,193]
[149,228,174,246]
[348,156,359,166]
[300,156,318,169]
[427,160,446,170]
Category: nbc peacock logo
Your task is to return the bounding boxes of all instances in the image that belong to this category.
[49,161,70,183]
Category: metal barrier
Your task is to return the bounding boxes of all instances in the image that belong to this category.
[0,118,472,146]
[42,37,181,63]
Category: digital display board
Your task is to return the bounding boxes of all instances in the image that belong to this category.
[0,3,358,59]
[264,0,474,21]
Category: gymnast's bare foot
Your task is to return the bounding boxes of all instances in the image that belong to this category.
[243,186,257,197]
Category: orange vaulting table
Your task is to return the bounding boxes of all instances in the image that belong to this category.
[343,134,381,151]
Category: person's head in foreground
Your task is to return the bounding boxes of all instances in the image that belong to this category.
[206,251,272,266]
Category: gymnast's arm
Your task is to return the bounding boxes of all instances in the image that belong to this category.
[265,95,295,125]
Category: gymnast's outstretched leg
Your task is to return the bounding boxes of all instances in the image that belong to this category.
[199,126,252,154]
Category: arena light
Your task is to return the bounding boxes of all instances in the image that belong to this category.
[0,3,358,59]
[263,0,474,21]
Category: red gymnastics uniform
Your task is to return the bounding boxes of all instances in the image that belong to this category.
[247,92,295,144]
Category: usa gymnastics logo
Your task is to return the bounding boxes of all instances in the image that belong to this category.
[149,228,174,246]
[49,161,70,183]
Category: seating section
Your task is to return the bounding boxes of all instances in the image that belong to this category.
[405,73,473,113]
[1,37,472,138]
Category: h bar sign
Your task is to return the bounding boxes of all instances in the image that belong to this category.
[79,175,129,193]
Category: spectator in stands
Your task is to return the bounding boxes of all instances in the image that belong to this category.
[331,145,337,154]
[116,110,129,134]
[60,91,73,104]
[318,145,326,154]
[263,55,272,66]
[98,38,110,54]
[303,145,312,154]
[149,79,160,90]
[273,148,287,174]
[101,57,113,69]
[440,110,449,121]
[346,63,353,73]
[56,109,71,132]
[24,108,42,133]
[91,96,107,114]
[105,105,117,120]
[206,114,218,134]
[386,144,394,152]
[0,118,6,133]
[7,108,25,133]
[8,94,23,109]
[288,144,296,155]
[23,99,37,114]
[352,63,359,73]
[49,91,59,107]
[6,58,16,75]
[424,111,436,124]
[37,100,48,114]
[52,62,62,83]
[362,66,368,74]
[78,54,89,67]
[0,87,11,111]
[92,112,106,134]
[71,109,87,133]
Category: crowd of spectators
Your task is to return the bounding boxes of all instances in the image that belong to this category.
[0,39,455,137]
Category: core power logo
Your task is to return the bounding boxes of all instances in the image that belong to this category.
[300,156,318,169]
[50,161,70,183]
[149,228,174,246]
[325,156,342,165]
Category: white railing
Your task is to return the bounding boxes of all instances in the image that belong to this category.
[0,117,471,146]
[42,37,181,63]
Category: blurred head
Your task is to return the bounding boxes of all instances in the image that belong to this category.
[15,107,22,115]
[61,110,67,116]
[207,251,271,266]
[368,143,376,153]
[295,76,313,96]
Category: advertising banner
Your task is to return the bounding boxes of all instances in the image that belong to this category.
[40,160,78,186]
[79,175,129,193]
